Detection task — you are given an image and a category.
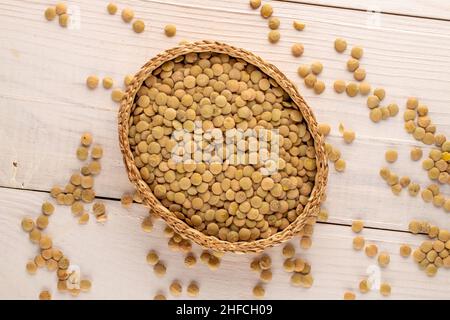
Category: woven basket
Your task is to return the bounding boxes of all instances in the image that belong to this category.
[118,40,328,253]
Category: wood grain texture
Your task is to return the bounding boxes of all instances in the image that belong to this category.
[276,0,450,20]
[1,187,449,300]
[0,0,449,232]
[0,0,450,299]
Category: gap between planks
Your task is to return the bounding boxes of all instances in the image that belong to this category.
[273,0,450,22]
[0,184,415,236]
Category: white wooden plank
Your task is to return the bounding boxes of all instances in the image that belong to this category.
[0,0,450,233]
[277,0,450,21]
[1,187,449,300]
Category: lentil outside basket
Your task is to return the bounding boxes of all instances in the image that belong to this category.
[118,40,328,253]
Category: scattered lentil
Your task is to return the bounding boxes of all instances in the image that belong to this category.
[300,236,312,249]
[121,8,134,23]
[36,215,49,230]
[365,244,378,258]
[29,229,42,243]
[343,291,356,300]
[359,279,370,293]
[153,293,166,300]
[304,73,317,88]
[164,24,177,37]
[343,130,355,144]
[380,283,391,296]
[268,17,280,30]
[334,159,346,172]
[359,82,371,95]
[39,290,52,300]
[353,236,365,250]
[169,280,182,296]
[313,81,325,94]
[58,13,70,27]
[346,82,359,97]
[39,235,53,250]
[351,220,364,233]
[410,147,423,161]
[291,43,304,57]
[86,75,99,89]
[26,261,37,274]
[184,253,197,268]
[187,282,200,297]
[78,213,89,224]
[318,209,328,222]
[127,52,318,242]
[112,88,124,102]
[353,68,366,81]
[22,217,35,232]
[249,0,261,9]
[374,88,385,101]
[385,150,398,163]
[268,30,280,43]
[351,46,363,59]
[347,58,359,72]
[334,38,347,53]
[297,64,311,78]
[334,80,346,93]
[318,123,331,136]
[55,2,67,15]
[377,252,390,267]
[107,3,118,15]
[153,262,166,277]
[252,284,265,298]
[260,269,273,282]
[44,7,57,21]
[121,193,133,208]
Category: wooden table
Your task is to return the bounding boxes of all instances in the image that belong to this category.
[0,0,449,299]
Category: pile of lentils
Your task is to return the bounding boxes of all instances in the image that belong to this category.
[127,52,318,242]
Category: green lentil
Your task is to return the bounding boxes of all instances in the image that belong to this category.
[293,20,305,31]
[164,24,177,37]
[133,20,145,33]
[334,38,347,53]
[351,46,364,59]
[121,8,134,23]
[260,4,273,18]
[291,43,304,57]
[86,75,99,89]
[346,82,359,97]
[353,236,365,250]
[249,0,261,9]
[385,150,398,163]
[44,7,57,21]
[351,220,364,233]
[373,88,385,100]
[347,58,359,72]
[107,3,118,15]
[268,30,280,43]
[268,17,280,30]
[59,13,69,28]
[334,80,346,93]
[187,282,200,297]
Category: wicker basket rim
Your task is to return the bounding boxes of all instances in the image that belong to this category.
[118,40,328,253]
